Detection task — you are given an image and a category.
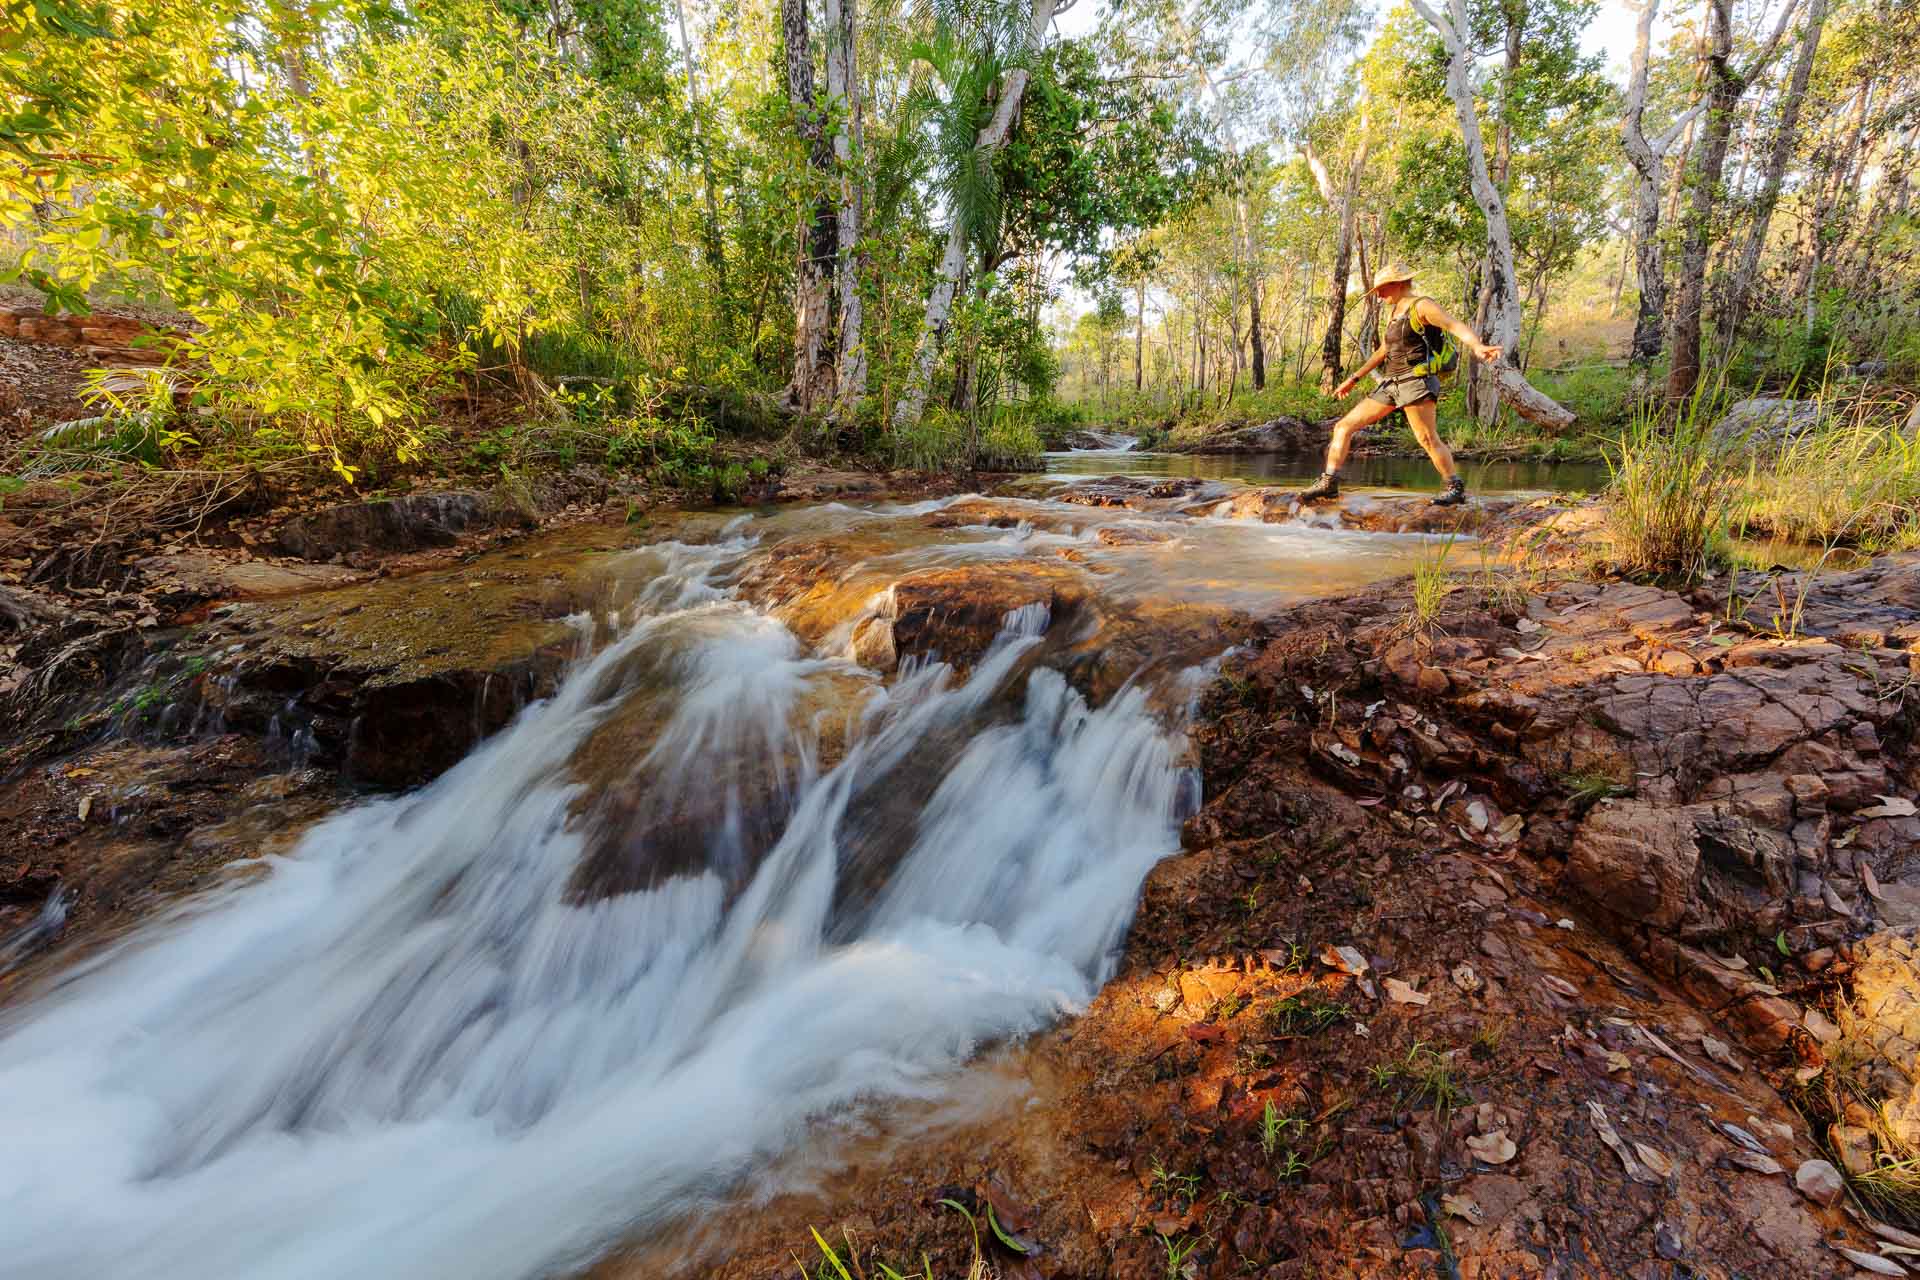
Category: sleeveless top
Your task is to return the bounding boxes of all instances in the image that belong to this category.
[1380,298,1440,380]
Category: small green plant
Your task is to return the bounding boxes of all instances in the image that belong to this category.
[1563,771,1631,807]
[1264,991,1351,1038]
[1399,1040,1467,1111]
[1259,1100,1305,1159]
[1158,1231,1203,1280]
[1471,1017,1511,1062]
[1406,534,1458,634]
[1275,1147,1311,1182]
[1372,1040,1468,1111]
[1147,1156,1201,1206]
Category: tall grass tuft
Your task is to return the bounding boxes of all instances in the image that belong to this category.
[1406,534,1458,634]
[1604,386,1738,583]
[1731,388,1920,552]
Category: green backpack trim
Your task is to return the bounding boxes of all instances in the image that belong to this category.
[1406,298,1459,379]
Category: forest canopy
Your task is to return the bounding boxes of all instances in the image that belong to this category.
[2,0,1917,479]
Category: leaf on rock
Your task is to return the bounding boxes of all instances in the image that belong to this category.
[1385,978,1430,1006]
[1320,944,1369,975]
[1465,1130,1517,1165]
[1835,1245,1910,1276]
[1858,796,1918,820]
[1634,1142,1674,1177]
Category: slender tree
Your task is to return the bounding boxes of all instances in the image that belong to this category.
[893,0,1070,432]
[1716,0,1827,348]
[784,0,838,412]
[1664,0,1801,401]
[1619,0,1704,366]
[825,0,867,416]
[1409,0,1574,427]
[1302,109,1371,396]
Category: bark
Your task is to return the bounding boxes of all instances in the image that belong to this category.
[1665,0,1800,400]
[891,0,1058,432]
[783,0,837,413]
[1303,121,1371,394]
[825,0,866,417]
[1409,0,1574,429]
[1718,0,1828,348]
[673,0,730,306]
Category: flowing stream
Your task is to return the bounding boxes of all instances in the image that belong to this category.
[0,464,1576,1279]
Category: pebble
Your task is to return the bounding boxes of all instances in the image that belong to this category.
[1795,1158,1845,1207]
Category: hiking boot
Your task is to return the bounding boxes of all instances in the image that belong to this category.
[1298,471,1340,502]
[1431,476,1467,507]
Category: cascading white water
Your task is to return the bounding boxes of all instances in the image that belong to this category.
[0,527,1204,1280]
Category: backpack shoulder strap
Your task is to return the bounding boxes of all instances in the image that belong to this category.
[1407,296,1438,332]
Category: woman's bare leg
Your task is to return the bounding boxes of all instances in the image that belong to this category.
[1323,397,1398,473]
[1403,400,1458,483]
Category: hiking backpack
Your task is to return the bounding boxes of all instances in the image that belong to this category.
[1406,298,1460,382]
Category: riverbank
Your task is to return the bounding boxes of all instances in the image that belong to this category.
[672,513,1920,1280]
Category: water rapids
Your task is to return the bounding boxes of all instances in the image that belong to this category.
[0,525,1206,1279]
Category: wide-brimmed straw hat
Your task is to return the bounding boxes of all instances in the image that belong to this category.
[1366,264,1416,296]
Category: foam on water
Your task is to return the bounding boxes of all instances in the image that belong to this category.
[0,530,1201,1280]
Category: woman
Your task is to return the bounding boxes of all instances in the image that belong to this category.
[1297,265,1503,507]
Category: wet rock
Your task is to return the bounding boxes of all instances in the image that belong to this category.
[191,524,637,786]
[1165,415,1317,454]
[1793,1158,1844,1207]
[849,614,897,670]
[275,490,509,561]
[1567,802,1700,931]
[1052,475,1218,512]
[137,552,359,602]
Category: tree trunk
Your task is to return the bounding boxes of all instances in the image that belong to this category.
[1665,0,1800,399]
[826,0,866,417]
[1356,223,1381,355]
[891,0,1057,432]
[783,0,837,413]
[1134,279,1146,393]
[1619,0,1695,365]
[1248,271,1266,391]
[1411,0,1575,428]
[673,0,730,308]
[1469,0,1523,427]
[1304,124,1371,394]
[1718,0,1828,348]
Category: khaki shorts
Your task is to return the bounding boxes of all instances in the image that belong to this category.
[1368,373,1441,410]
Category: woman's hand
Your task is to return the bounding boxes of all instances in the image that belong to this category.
[1472,341,1504,363]
[1334,376,1359,398]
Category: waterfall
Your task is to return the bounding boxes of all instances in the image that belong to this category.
[0,530,1203,1280]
